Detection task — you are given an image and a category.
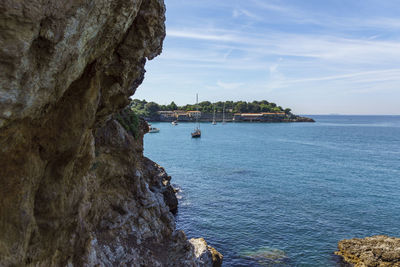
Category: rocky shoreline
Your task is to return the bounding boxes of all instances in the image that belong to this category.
[335,235,400,266]
[147,114,315,123]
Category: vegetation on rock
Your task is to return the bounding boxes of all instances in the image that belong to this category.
[115,107,140,139]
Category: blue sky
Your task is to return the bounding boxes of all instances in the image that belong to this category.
[135,0,400,114]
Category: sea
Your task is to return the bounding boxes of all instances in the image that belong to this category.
[143,115,400,266]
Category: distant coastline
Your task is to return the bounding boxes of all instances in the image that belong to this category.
[130,99,315,123]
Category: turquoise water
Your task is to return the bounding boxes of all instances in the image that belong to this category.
[144,116,400,266]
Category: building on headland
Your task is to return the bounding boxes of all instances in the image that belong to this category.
[187,110,201,118]
[176,113,190,121]
[157,110,201,121]
[158,111,175,120]
[233,112,286,122]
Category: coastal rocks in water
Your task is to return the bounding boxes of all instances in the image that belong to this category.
[0,0,221,266]
[240,247,288,266]
[291,116,315,122]
[142,155,179,214]
[190,238,223,267]
[335,235,400,267]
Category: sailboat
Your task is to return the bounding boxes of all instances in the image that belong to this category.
[222,102,226,124]
[191,94,201,138]
[212,105,217,125]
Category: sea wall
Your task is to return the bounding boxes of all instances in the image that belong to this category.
[0,0,221,266]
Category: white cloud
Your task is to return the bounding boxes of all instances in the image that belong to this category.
[166,29,234,41]
[140,0,400,114]
[216,81,244,90]
[167,27,400,64]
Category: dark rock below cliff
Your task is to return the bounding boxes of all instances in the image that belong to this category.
[335,235,400,267]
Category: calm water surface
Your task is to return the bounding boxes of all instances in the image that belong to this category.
[144,116,400,266]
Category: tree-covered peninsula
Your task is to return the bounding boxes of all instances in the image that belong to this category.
[128,99,314,123]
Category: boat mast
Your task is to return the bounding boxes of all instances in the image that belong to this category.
[195,93,199,130]
[213,104,216,123]
[222,102,226,124]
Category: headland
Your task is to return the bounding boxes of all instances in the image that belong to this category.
[131,99,315,123]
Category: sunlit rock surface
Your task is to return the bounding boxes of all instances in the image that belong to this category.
[190,238,223,267]
[335,235,400,267]
[0,0,221,265]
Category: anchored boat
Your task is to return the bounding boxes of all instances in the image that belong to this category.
[191,93,201,138]
[148,124,160,133]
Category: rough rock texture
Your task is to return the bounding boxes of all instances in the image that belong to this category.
[190,238,223,267]
[335,235,400,267]
[0,0,221,266]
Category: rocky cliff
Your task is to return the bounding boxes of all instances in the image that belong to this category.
[335,235,400,267]
[0,0,221,266]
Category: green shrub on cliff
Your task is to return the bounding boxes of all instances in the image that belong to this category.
[115,107,140,139]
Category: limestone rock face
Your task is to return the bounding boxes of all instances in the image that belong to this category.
[0,0,221,266]
[335,235,400,267]
[190,238,223,267]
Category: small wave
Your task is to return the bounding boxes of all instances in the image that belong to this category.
[172,184,183,200]
[173,186,182,193]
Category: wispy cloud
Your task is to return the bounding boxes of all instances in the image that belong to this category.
[250,0,292,13]
[167,27,400,63]
[232,8,263,21]
[283,69,400,84]
[246,0,400,31]
[216,81,244,90]
[167,29,234,41]
[137,0,400,114]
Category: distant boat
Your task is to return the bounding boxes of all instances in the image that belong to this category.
[212,105,217,125]
[191,93,201,138]
[191,129,201,138]
[148,124,160,133]
[172,121,178,126]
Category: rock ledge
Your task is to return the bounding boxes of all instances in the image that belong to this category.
[335,235,400,267]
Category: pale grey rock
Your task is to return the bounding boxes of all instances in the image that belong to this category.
[190,238,223,267]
